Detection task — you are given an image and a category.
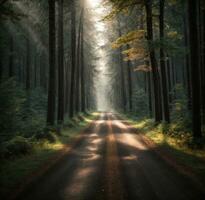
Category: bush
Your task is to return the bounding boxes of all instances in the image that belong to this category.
[64,117,78,128]
[18,88,47,137]
[170,84,191,133]
[0,81,47,141]
[35,128,58,143]
[77,114,85,121]
[0,79,25,140]
[1,136,33,158]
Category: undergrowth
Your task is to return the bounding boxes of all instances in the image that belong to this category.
[122,113,205,184]
[0,112,98,198]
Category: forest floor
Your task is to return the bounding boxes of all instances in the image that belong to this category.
[3,112,205,200]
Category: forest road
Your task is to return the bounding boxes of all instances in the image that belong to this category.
[15,113,205,200]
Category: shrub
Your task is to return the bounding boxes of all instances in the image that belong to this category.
[64,118,77,128]
[0,81,47,141]
[35,128,58,143]
[77,114,85,121]
[18,88,47,137]
[170,84,191,133]
[1,136,33,158]
[0,79,25,139]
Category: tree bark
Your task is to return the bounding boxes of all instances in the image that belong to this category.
[159,0,170,123]
[188,0,202,138]
[57,0,65,124]
[47,0,56,125]
[183,10,192,110]
[145,0,162,123]
[80,8,86,113]
[75,9,84,113]
[127,57,133,111]
[147,71,153,117]
[69,0,76,118]
[166,55,172,104]
[201,2,205,122]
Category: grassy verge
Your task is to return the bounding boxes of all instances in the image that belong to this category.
[122,114,205,183]
[0,112,98,197]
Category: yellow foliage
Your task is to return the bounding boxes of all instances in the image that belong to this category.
[112,29,146,49]
[122,47,148,63]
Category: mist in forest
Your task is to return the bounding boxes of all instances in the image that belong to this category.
[85,0,114,111]
[0,1,205,199]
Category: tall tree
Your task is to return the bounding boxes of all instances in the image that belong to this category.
[80,7,86,113]
[126,58,133,111]
[47,0,56,125]
[57,0,65,124]
[145,0,162,123]
[159,0,170,123]
[183,10,192,110]
[188,0,202,138]
[69,0,76,118]
[75,9,84,113]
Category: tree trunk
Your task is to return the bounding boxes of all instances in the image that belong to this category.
[201,2,205,122]
[147,71,153,117]
[183,10,192,110]
[159,0,170,123]
[126,57,133,111]
[166,55,172,104]
[145,0,162,123]
[57,0,65,124]
[171,58,176,99]
[80,8,86,113]
[75,9,84,113]
[188,0,202,138]
[47,0,56,125]
[69,0,76,118]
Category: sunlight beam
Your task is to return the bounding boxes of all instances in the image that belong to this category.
[86,0,101,8]
[85,0,114,111]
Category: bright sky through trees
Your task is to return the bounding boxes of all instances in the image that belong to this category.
[86,0,113,111]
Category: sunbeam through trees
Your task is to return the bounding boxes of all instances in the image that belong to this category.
[0,0,205,199]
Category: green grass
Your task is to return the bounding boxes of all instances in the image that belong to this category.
[122,114,205,184]
[0,112,99,198]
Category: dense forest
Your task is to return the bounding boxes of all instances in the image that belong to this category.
[0,0,205,199]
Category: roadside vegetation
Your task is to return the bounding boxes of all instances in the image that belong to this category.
[0,111,98,198]
[120,81,205,184]
[123,110,205,185]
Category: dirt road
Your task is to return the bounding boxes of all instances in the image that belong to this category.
[15,113,205,200]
